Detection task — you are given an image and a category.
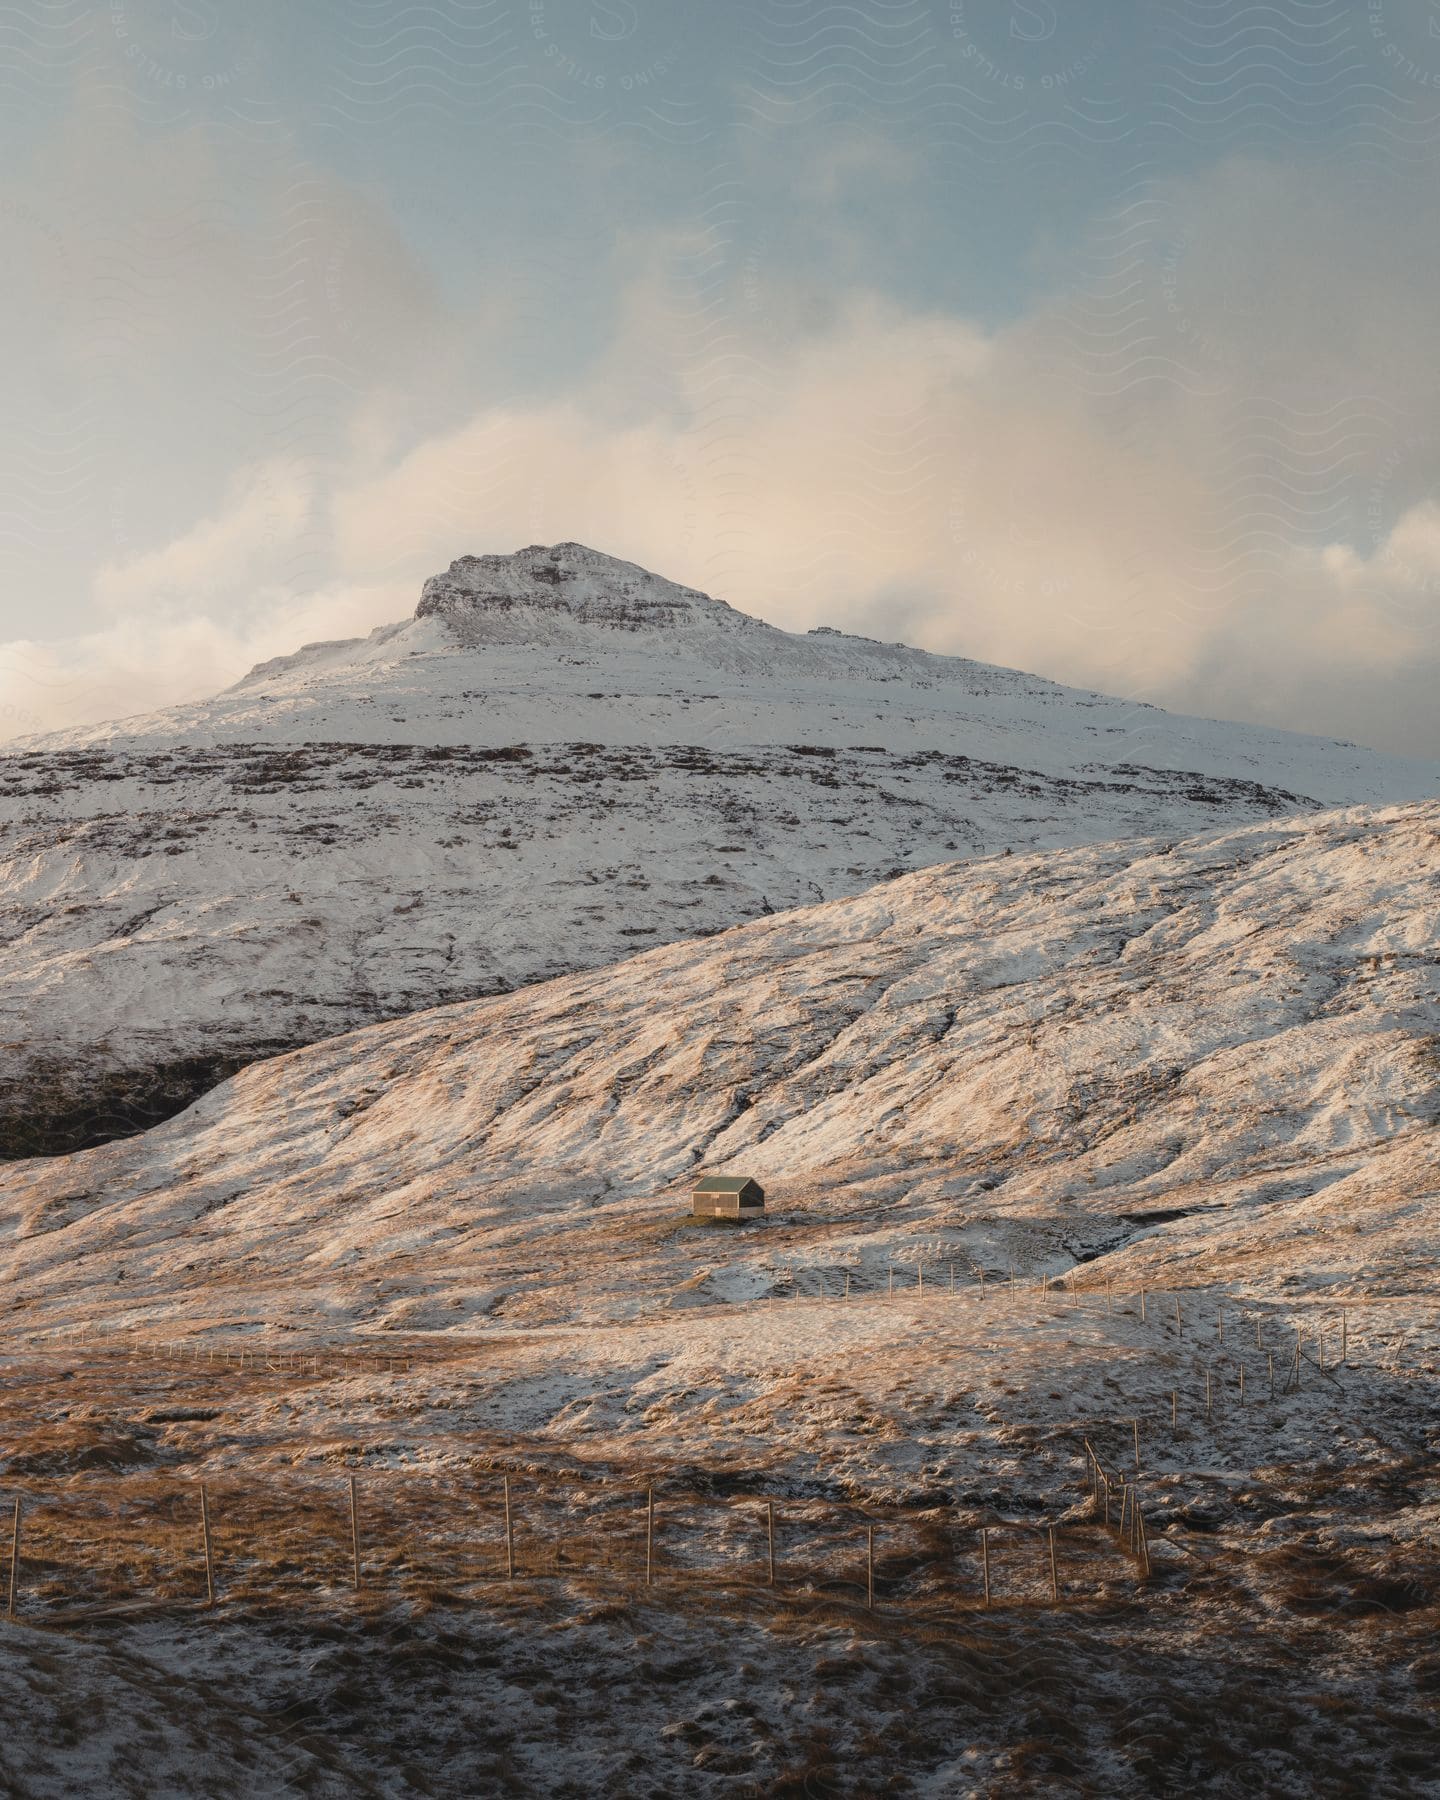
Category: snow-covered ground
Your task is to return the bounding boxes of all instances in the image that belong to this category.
[3,798,1435,1346]
[3,542,1434,1155]
[2,793,1436,1794]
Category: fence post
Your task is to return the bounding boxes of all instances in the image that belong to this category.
[200,1485,215,1607]
[6,1498,19,1619]
[349,1476,362,1591]
[504,1476,516,1579]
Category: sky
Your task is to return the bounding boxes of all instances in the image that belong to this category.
[2,0,1440,755]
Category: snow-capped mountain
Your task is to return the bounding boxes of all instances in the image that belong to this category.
[2,542,1435,1156]
[2,801,1436,1338]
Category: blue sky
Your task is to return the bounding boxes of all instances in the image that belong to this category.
[3,0,1440,753]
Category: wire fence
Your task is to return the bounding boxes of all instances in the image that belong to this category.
[0,1280,1423,1638]
[1,1460,1158,1628]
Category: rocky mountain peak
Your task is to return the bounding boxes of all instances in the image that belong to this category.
[414,542,745,636]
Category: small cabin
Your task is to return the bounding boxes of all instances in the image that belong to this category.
[691,1175,765,1219]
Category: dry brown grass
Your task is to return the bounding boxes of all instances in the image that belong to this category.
[1,1340,1436,1797]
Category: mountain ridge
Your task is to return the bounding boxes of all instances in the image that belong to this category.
[19,542,1432,778]
[1,542,1435,1159]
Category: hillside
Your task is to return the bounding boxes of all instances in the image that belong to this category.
[2,801,1437,1796]
[3,799,1436,1345]
[2,543,1435,1159]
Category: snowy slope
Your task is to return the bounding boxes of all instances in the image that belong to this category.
[2,800,1436,1341]
[2,542,1435,1155]
[3,803,1436,1800]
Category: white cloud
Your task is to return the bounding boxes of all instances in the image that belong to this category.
[0,580,412,742]
[5,154,1440,756]
[92,462,316,620]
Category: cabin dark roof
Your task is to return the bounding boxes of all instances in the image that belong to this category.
[693,1175,762,1193]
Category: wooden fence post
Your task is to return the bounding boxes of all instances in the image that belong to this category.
[348,1476,362,1591]
[504,1476,516,1579]
[1174,1295,1181,1332]
[767,1501,775,1587]
[888,1267,894,1297]
[1341,1311,1348,1366]
[6,1498,19,1619]
[1170,1389,1177,1429]
[200,1485,215,1608]
[1140,1288,1147,1323]
[645,1486,654,1587]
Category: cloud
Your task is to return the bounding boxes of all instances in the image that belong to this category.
[0,578,412,742]
[5,151,1440,757]
[92,462,317,620]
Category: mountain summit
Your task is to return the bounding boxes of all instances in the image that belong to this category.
[415,542,746,637]
[2,543,1436,1156]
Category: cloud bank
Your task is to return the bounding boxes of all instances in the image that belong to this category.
[3,148,1439,757]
